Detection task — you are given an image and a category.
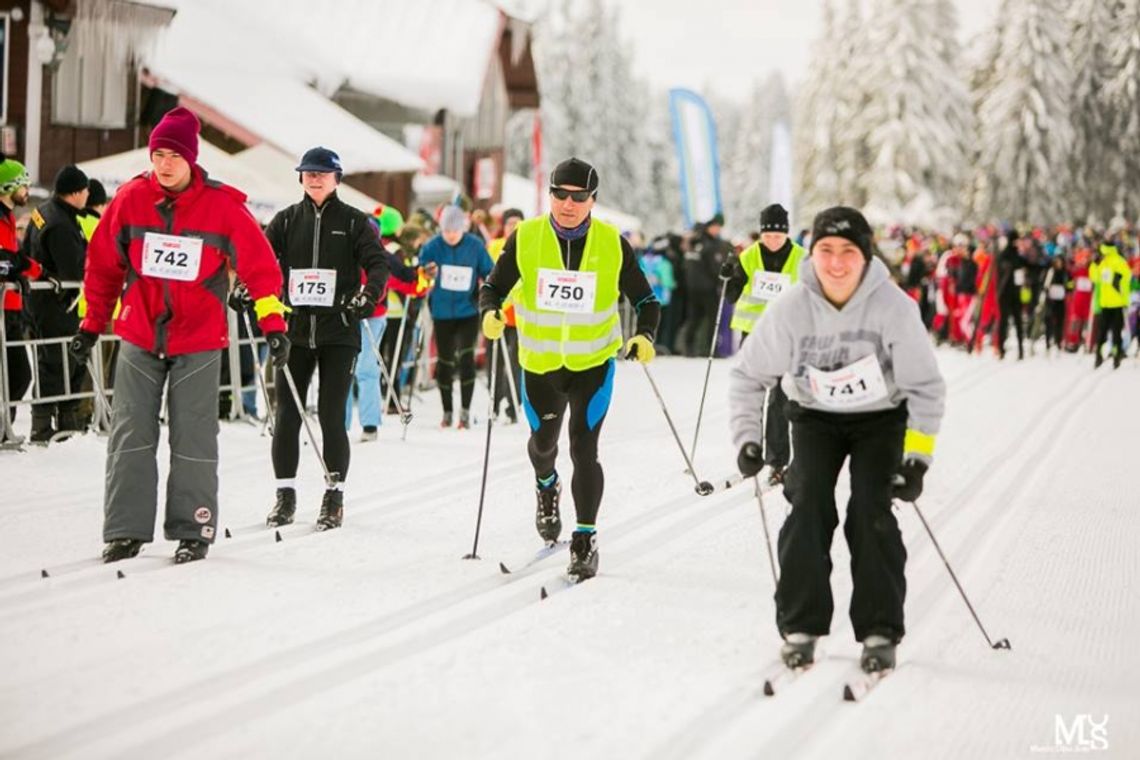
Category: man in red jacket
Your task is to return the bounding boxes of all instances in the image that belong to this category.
[70,107,289,564]
[0,155,40,437]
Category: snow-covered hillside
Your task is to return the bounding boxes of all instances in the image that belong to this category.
[1,350,1136,759]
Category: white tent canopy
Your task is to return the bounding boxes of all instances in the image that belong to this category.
[78,141,381,224]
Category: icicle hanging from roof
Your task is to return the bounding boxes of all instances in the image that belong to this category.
[69,0,175,68]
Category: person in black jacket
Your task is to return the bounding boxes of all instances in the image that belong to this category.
[995,232,1028,360]
[24,165,90,442]
[264,147,388,530]
[679,213,732,357]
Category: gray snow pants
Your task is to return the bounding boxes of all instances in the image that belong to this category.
[103,342,222,544]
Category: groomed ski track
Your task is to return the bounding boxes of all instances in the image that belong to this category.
[0,351,1136,759]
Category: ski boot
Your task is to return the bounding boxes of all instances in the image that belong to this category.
[1113,351,1122,370]
[174,539,209,564]
[316,489,344,531]
[860,634,896,673]
[567,530,598,581]
[29,409,55,445]
[440,411,453,428]
[267,487,297,528]
[360,426,378,442]
[779,633,817,669]
[1094,353,1104,369]
[767,466,786,487]
[457,409,471,430]
[504,406,518,425]
[535,478,562,543]
[102,538,143,563]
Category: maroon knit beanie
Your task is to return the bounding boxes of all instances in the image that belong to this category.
[149,107,200,166]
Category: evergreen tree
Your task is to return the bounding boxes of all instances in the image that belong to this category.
[794,0,843,221]
[1067,0,1117,223]
[1105,0,1140,218]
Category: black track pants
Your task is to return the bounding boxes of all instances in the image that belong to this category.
[272,344,356,483]
[433,316,479,413]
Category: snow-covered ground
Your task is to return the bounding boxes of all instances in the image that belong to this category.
[1,349,1137,759]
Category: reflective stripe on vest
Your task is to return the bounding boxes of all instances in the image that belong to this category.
[515,215,623,373]
[730,241,806,333]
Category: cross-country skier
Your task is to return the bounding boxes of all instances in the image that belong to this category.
[478,157,660,580]
[729,206,946,673]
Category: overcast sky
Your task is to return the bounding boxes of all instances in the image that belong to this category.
[603,0,1000,101]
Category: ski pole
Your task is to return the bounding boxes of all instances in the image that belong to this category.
[83,351,112,434]
[362,319,412,427]
[639,363,714,495]
[463,338,499,560]
[280,363,340,488]
[382,304,410,417]
[689,275,729,465]
[500,331,521,417]
[906,496,1011,650]
[400,306,429,442]
[240,310,276,435]
[754,475,779,589]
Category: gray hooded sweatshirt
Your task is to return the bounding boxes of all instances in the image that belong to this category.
[728,255,945,462]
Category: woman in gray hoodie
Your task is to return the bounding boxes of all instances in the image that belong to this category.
[728,206,946,674]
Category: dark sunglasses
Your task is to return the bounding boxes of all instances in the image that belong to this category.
[549,186,594,202]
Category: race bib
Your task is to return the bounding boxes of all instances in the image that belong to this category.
[751,271,792,302]
[1013,269,1026,287]
[288,268,337,307]
[1076,277,1092,292]
[1048,284,1066,300]
[807,354,889,410]
[1100,267,1114,284]
[440,264,474,292]
[141,233,202,282]
[536,268,597,314]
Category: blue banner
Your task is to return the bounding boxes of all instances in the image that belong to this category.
[668,89,722,229]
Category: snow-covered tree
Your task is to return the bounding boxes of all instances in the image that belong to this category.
[1105,0,1140,219]
[972,0,1074,224]
[723,73,790,236]
[794,0,844,220]
[861,0,973,226]
[1067,0,1117,223]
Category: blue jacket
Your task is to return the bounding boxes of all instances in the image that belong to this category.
[419,232,494,321]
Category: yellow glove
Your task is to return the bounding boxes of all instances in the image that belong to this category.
[482,309,506,340]
[624,334,655,364]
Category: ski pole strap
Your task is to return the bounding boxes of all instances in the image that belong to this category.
[903,428,936,459]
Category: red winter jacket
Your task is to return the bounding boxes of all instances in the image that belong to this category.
[81,168,286,356]
[1,204,43,312]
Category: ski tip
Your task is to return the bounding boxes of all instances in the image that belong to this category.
[540,586,548,600]
[842,684,856,702]
[498,562,511,575]
[762,680,775,697]
[274,530,282,543]
[224,527,232,539]
[116,569,125,580]
[41,569,50,579]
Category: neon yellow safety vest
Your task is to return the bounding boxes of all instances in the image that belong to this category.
[514,215,623,373]
[386,289,405,318]
[729,241,806,333]
[1090,245,1132,310]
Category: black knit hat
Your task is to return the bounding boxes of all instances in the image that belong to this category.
[501,207,524,224]
[87,179,108,207]
[810,206,874,260]
[550,157,599,193]
[54,165,89,196]
[706,212,725,228]
[759,203,789,233]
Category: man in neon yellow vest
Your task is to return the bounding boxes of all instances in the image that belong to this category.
[479,158,660,581]
[1089,239,1133,369]
[722,203,806,486]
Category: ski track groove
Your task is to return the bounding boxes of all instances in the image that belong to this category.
[647,361,1107,759]
[3,476,757,759]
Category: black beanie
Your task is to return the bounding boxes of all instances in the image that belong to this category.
[810,206,874,260]
[706,212,725,228]
[501,207,524,224]
[550,157,599,193]
[54,165,89,196]
[759,203,789,233]
[86,179,108,207]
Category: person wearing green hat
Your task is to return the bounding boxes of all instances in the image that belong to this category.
[0,154,39,433]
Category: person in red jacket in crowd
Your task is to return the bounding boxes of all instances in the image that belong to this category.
[970,242,999,354]
[1065,245,1095,351]
[69,107,289,565]
[0,155,40,433]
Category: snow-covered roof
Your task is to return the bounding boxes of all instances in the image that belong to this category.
[78,141,381,224]
[147,0,424,175]
[501,173,642,233]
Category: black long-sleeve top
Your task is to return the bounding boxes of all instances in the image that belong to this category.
[478,224,661,340]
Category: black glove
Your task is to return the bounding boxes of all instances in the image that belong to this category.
[69,330,99,366]
[892,458,928,502]
[719,260,736,280]
[342,289,378,321]
[228,282,253,312]
[737,441,765,477]
[266,331,290,369]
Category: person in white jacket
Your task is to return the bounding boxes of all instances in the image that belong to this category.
[728,206,946,674]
